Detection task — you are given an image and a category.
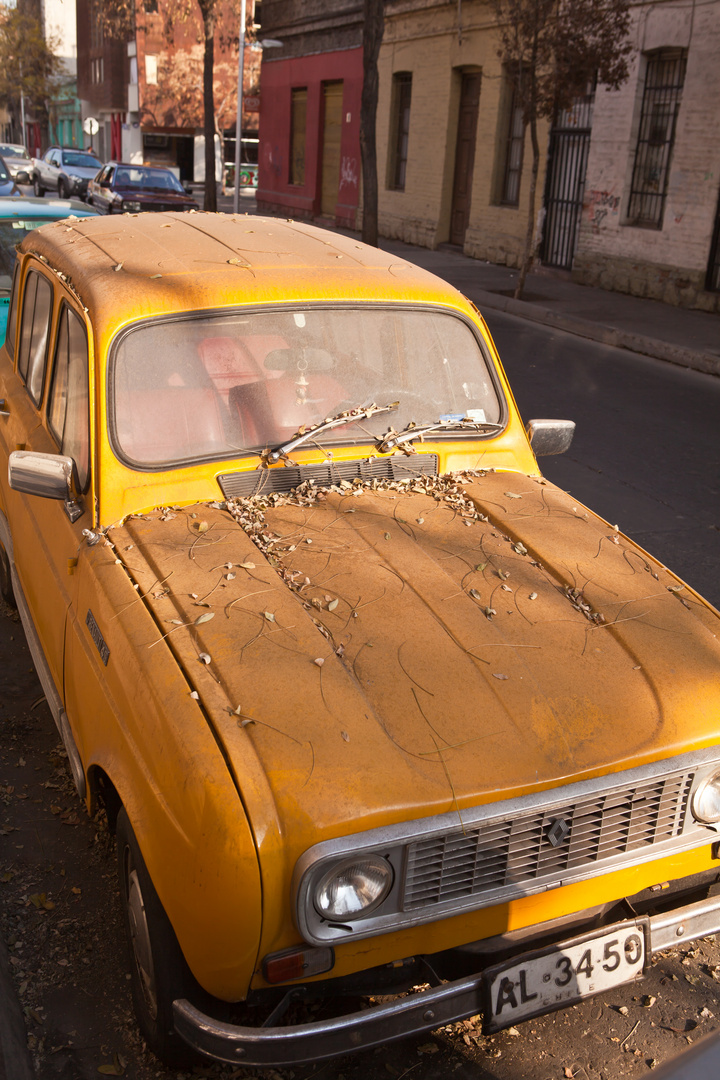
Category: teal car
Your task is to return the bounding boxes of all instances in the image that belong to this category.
[0,196,98,343]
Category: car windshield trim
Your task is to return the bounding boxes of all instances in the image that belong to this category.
[107,301,507,474]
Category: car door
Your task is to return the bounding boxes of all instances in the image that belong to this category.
[92,165,114,212]
[0,264,92,700]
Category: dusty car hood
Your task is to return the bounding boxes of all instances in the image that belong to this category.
[111,469,720,842]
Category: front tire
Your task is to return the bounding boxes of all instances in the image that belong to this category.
[33,176,42,197]
[0,540,16,608]
[58,179,69,199]
[116,808,199,1067]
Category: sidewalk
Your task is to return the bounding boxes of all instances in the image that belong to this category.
[215,187,720,377]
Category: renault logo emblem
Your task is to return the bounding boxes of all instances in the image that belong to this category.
[547,817,570,847]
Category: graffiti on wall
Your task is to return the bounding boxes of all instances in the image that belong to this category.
[587,189,621,229]
[340,156,359,191]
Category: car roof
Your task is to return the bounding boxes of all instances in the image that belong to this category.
[0,196,98,219]
[19,213,465,341]
[105,162,174,171]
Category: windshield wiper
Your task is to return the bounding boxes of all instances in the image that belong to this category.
[265,402,399,463]
[377,418,504,453]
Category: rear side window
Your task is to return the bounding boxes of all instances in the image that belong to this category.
[17,271,53,405]
[48,305,90,491]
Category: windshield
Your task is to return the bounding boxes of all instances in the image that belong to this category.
[113,166,185,193]
[111,306,503,468]
[63,152,102,169]
[0,145,28,159]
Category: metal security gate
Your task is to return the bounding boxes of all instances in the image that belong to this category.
[540,89,595,270]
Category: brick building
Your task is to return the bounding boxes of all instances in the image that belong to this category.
[258,0,720,311]
[76,0,261,184]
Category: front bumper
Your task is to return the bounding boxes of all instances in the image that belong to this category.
[173,893,720,1068]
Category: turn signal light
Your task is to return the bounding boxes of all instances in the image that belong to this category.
[262,945,334,984]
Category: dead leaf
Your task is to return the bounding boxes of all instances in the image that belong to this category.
[492,673,509,680]
[264,611,275,622]
[240,561,255,569]
[195,520,209,533]
[328,598,339,611]
[314,657,324,667]
[504,491,523,499]
[194,612,215,625]
[198,654,211,664]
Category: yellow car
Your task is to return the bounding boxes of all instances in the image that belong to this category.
[1,213,719,1068]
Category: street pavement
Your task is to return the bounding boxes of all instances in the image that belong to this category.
[1,185,718,1078]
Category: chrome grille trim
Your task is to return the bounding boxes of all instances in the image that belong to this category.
[402,771,694,910]
[294,747,720,946]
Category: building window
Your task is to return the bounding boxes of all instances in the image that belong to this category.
[707,188,720,293]
[289,87,307,186]
[91,57,104,85]
[500,76,524,206]
[387,72,412,192]
[90,9,104,51]
[626,49,687,229]
[145,55,158,85]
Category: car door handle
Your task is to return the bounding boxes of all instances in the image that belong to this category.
[0,399,9,416]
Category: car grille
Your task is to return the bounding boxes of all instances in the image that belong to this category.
[218,454,439,499]
[402,770,694,910]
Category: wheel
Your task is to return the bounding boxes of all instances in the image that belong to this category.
[58,179,69,199]
[0,541,16,608]
[33,176,42,197]
[116,808,199,1066]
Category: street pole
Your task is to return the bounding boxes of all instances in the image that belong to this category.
[19,61,26,147]
[233,0,246,215]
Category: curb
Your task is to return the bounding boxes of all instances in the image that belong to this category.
[470,288,720,378]
[0,937,34,1080]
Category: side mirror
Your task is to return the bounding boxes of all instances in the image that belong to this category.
[526,418,575,456]
[9,450,73,499]
[15,170,30,185]
[8,451,84,521]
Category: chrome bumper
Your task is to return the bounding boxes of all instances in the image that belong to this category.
[173,894,720,1068]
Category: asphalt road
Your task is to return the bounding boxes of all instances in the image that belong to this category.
[1,318,719,1080]
[484,312,720,610]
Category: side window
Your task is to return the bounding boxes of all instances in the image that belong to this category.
[48,305,90,492]
[17,271,53,405]
[5,264,20,353]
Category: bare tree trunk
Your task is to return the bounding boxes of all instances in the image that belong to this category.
[360,0,384,246]
[202,5,217,212]
[514,113,540,300]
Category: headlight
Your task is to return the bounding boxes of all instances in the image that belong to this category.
[314,856,393,921]
[122,201,142,212]
[692,771,720,823]
[68,173,81,182]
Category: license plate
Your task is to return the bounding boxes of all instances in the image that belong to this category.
[483,918,649,1033]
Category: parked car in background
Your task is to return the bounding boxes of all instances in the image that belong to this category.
[0,214,719,1069]
[87,163,199,213]
[0,143,34,184]
[0,196,98,343]
[0,159,20,198]
[31,147,102,200]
